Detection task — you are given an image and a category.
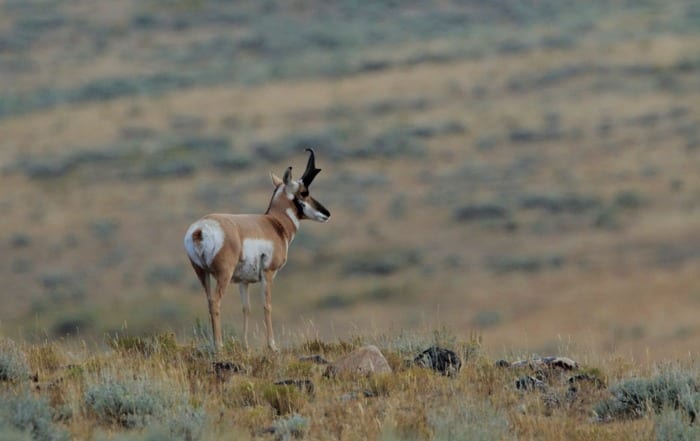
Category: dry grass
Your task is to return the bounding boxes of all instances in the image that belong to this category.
[4,331,693,440]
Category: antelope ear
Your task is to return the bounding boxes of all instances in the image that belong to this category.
[271,172,284,187]
[283,166,293,185]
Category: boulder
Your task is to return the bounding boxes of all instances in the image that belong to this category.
[515,375,547,391]
[507,356,578,371]
[412,346,462,376]
[213,361,244,382]
[274,379,315,395]
[298,354,330,365]
[325,345,392,377]
[542,356,578,370]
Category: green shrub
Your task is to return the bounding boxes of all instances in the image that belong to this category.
[0,391,69,441]
[354,127,427,159]
[50,310,95,338]
[9,233,31,249]
[0,338,30,383]
[85,373,203,437]
[162,405,206,441]
[428,400,514,441]
[614,190,646,210]
[85,377,170,428]
[0,426,32,441]
[100,423,202,441]
[271,414,309,440]
[452,203,510,223]
[519,193,602,214]
[39,271,85,304]
[486,254,564,274]
[655,408,700,441]
[85,376,206,434]
[342,249,422,277]
[594,371,700,422]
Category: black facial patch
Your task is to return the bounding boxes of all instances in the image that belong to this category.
[311,197,331,217]
[293,198,305,218]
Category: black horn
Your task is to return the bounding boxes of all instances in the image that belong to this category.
[300,148,321,187]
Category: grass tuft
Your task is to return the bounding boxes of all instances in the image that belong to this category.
[263,384,307,415]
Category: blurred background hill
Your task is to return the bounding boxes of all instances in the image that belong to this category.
[0,0,698,359]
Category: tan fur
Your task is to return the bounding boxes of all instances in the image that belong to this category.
[185,165,329,352]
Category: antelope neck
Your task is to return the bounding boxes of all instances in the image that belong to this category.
[265,186,299,242]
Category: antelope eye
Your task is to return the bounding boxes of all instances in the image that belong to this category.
[300,190,309,197]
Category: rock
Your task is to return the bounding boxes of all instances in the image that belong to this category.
[542,356,578,370]
[515,375,547,391]
[213,361,244,382]
[412,346,462,376]
[507,355,579,371]
[339,392,360,402]
[274,379,315,395]
[325,345,392,377]
[567,373,605,392]
[510,359,530,368]
[298,354,330,365]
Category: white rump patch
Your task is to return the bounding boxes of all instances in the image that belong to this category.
[285,208,300,229]
[184,219,224,268]
[233,239,274,283]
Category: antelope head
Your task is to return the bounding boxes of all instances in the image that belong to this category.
[272,148,331,223]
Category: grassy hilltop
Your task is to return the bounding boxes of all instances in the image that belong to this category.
[2,331,700,440]
[0,0,699,373]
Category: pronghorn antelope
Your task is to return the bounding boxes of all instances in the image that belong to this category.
[184,149,330,351]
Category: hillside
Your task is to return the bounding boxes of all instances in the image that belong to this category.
[0,0,699,360]
[2,332,700,440]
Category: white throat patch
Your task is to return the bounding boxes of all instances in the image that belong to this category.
[285,207,300,229]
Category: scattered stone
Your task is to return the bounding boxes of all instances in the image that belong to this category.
[542,391,562,410]
[257,426,276,436]
[324,345,392,378]
[213,361,244,382]
[363,389,378,398]
[274,379,315,395]
[542,356,578,370]
[298,354,330,365]
[338,389,379,402]
[411,346,462,376]
[510,359,530,368]
[495,359,511,368]
[507,355,579,371]
[568,373,605,392]
[515,375,547,391]
[339,392,359,402]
